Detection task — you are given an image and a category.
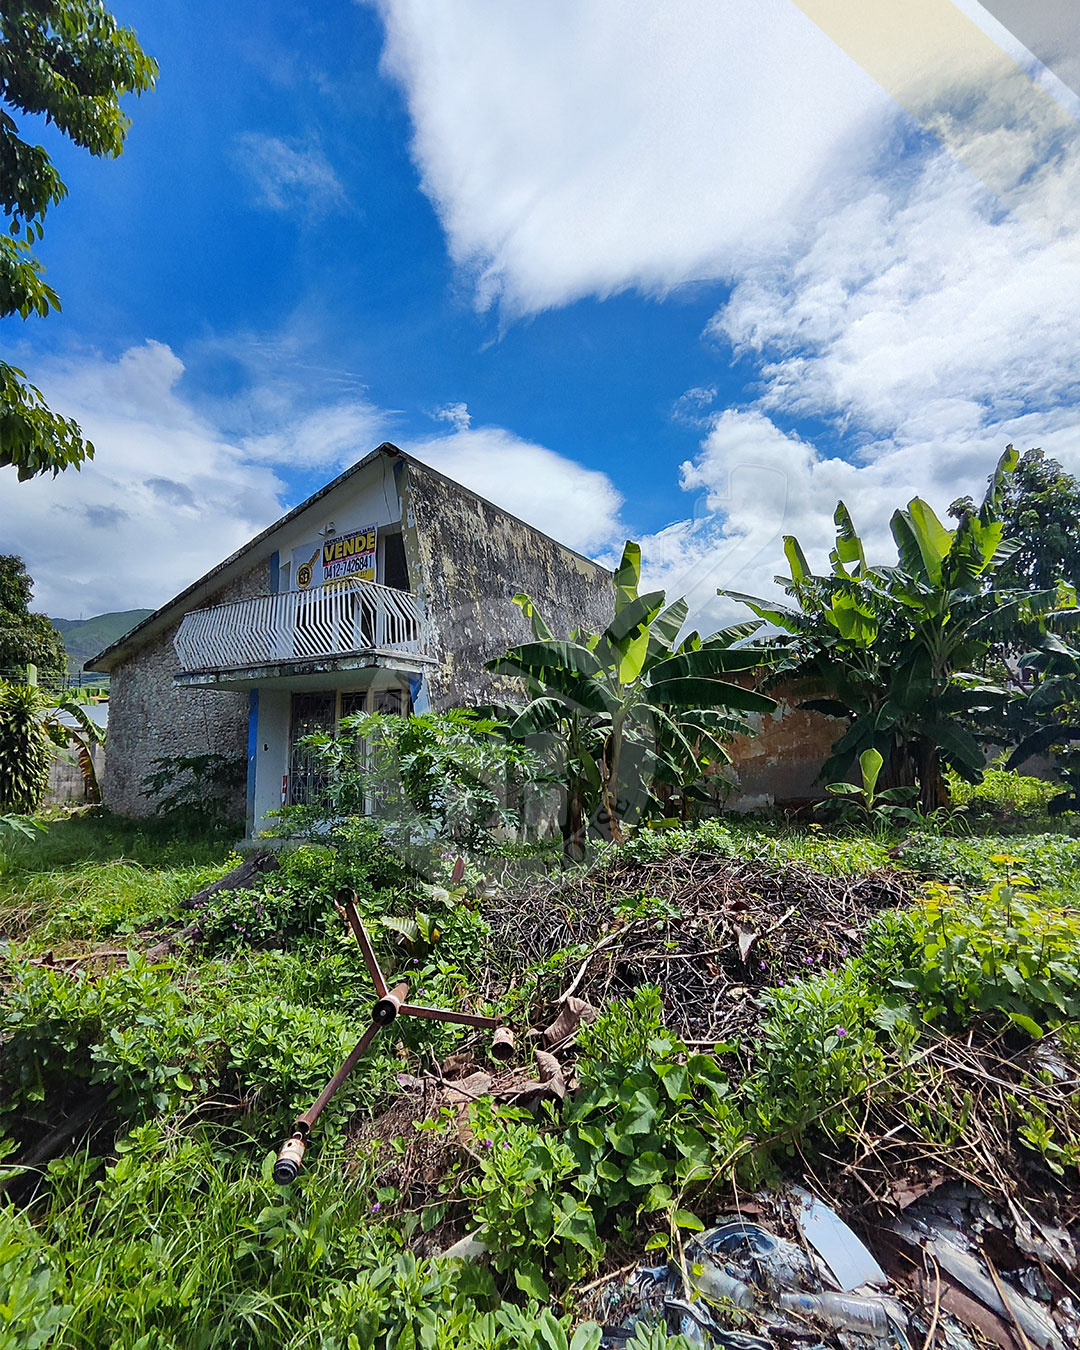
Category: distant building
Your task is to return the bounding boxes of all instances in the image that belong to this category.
[86,444,613,833]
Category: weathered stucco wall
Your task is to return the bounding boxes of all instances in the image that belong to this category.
[103,563,269,818]
[401,464,614,709]
[724,683,847,809]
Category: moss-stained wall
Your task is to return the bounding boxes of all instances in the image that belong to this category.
[401,463,614,708]
[103,562,269,818]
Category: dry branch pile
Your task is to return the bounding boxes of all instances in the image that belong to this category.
[486,852,912,1045]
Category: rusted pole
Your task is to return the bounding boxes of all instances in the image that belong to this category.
[273,901,510,1185]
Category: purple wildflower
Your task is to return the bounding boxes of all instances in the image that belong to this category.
[372,1202,381,1213]
[835,1026,848,1038]
[484,1139,493,1149]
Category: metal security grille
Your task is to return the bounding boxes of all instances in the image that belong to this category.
[287,692,336,806]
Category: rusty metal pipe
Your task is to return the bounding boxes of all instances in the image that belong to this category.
[339,889,388,996]
[273,903,506,1184]
[372,980,409,1026]
[293,1020,381,1137]
[273,1134,306,1185]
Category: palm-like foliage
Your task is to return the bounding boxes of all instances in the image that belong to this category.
[1002,618,1080,813]
[0,673,105,812]
[722,448,1055,811]
[488,542,777,855]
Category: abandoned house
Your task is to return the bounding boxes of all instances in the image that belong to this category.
[86,443,614,833]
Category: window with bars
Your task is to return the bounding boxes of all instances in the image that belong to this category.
[286,686,410,806]
[287,692,336,806]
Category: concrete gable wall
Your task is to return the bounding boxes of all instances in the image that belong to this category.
[401,462,614,709]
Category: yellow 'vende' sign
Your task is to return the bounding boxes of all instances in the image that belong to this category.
[293,525,378,589]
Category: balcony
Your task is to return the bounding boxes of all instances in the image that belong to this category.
[174,582,430,683]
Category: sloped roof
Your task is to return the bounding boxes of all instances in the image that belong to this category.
[85,442,610,672]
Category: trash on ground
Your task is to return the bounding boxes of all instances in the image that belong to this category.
[595,1206,911,1348]
[590,1180,1078,1350]
[792,1185,887,1293]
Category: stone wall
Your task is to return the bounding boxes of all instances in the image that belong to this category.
[47,742,106,805]
[402,464,614,709]
[103,563,269,817]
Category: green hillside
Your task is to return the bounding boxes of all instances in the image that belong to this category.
[50,609,154,676]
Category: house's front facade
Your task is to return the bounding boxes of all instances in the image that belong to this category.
[87,444,614,833]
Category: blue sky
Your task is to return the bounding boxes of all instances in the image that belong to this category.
[3,1,1080,621]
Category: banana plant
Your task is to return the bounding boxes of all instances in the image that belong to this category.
[723,447,1057,811]
[0,670,105,812]
[488,541,777,855]
[819,747,919,826]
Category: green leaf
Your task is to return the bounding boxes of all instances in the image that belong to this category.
[831,502,867,575]
[784,534,810,584]
[613,541,642,613]
[647,646,771,683]
[673,1209,705,1232]
[491,641,602,680]
[621,1088,659,1135]
[651,597,689,650]
[627,1152,665,1187]
[639,1183,673,1213]
[897,499,953,588]
[512,592,554,640]
[858,746,884,797]
[645,1232,670,1251]
[514,1262,551,1302]
[1008,1012,1044,1038]
[569,1326,602,1350]
[646,676,777,715]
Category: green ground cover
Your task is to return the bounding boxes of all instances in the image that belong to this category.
[0,798,1078,1349]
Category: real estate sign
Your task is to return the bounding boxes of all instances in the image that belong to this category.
[293,525,378,589]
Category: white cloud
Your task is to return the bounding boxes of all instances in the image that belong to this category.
[713,148,1080,455]
[0,342,289,618]
[243,398,390,468]
[404,422,625,555]
[234,132,348,215]
[0,341,626,618]
[375,0,890,315]
[433,401,471,432]
[634,400,1080,638]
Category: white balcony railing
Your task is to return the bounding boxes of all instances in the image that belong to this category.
[174,582,424,673]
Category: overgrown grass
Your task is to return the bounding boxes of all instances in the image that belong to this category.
[946,765,1059,818]
[1,806,1078,1347]
[0,813,240,950]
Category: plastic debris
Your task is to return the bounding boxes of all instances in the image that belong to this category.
[598,1213,910,1348]
[890,1222,1064,1350]
[792,1186,887,1292]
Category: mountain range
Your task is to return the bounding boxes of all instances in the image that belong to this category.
[49,610,153,678]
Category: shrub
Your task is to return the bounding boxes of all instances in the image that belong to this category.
[0,682,52,814]
[142,752,246,828]
[0,958,215,1120]
[946,766,1057,818]
[869,878,1080,1038]
[0,1206,70,1350]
